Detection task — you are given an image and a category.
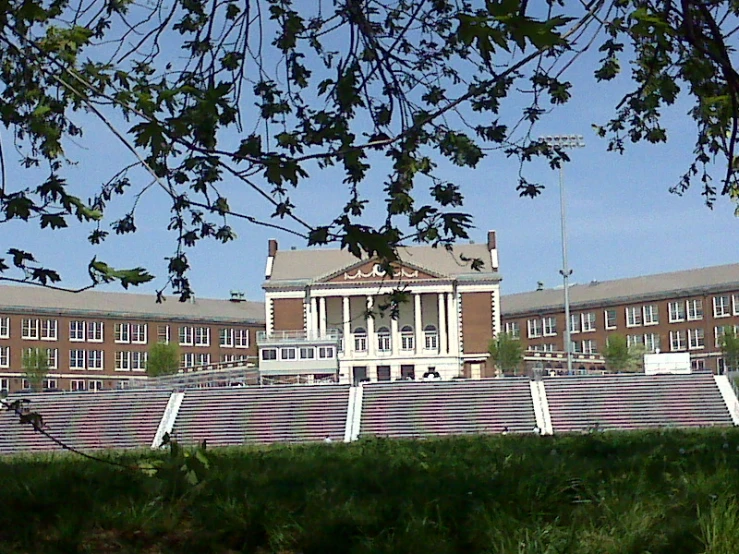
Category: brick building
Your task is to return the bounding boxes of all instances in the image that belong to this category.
[259,232,502,383]
[500,264,739,374]
[0,286,264,393]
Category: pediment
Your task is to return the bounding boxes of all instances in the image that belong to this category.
[323,259,440,283]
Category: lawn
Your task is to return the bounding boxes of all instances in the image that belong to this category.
[2,430,739,553]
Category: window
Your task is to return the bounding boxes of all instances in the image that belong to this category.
[400,325,414,350]
[668,301,686,322]
[377,327,391,352]
[43,379,57,390]
[719,358,727,374]
[582,339,597,354]
[625,307,642,327]
[688,328,705,350]
[280,347,296,360]
[0,377,8,391]
[691,359,706,371]
[235,328,249,348]
[70,380,86,392]
[0,317,9,339]
[424,325,438,350]
[22,318,39,339]
[528,344,547,352]
[318,346,335,359]
[88,350,104,370]
[687,299,703,321]
[604,309,617,330]
[733,293,739,316]
[581,312,596,332]
[131,323,147,344]
[157,325,170,344]
[527,319,543,338]
[715,326,738,348]
[670,330,686,351]
[46,348,58,369]
[504,321,520,338]
[571,341,582,353]
[627,335,642,348]
[70,349,86,370]
[194,327,210,346]
[21,379,30,390]
[181,352,195,368]
[114,323,130,343]
[0,346,8,368]
[69,320,86,342]
[543,317,557,336]
[643,333,660,353]
[193,353,209,367]
[87,321,103,342]
[299,347,315,359]
[41,319,57,340]
[261,348,277,361]
[569,314,581,334]
[115,351,131,371]
[179,326,193,346]
[220,328,234,347]
[714,295,731,318]
[222,354,248,363]
[354,327,367,352]
[643,305,659,326]
[88,380,104,392]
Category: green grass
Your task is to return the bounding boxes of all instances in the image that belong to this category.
[3,430,739,553]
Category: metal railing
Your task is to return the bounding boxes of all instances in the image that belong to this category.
[256,329,341,343]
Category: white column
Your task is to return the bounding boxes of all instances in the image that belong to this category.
[319,297,327,337]
[309,297,318,336]
[447,291,459,356]
[438,293,448,355]
[366,296,375,356]
[342,296,351,355]
[391,316,399,356]
[414,293,423,354]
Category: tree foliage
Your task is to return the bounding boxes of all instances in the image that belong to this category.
[488,332,523,375]
[147,342,181,377]
[22,348,50,391]
[720,327,739,373]
[603,334,645,373]
[1,0,738,299]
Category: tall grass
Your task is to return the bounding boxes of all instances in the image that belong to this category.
[1,430,739,553]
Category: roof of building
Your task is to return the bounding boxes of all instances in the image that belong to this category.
[267,243,496,285]
[0,285,265,323]
[501,263,739,315]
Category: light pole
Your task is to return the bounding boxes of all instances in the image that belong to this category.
[540,134,585,375]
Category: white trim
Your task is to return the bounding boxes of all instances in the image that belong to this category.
[151,391,185,448]
[490,249,499,270]
[351,384,364,441]
[265,290,309,299]
[308,283,458,296]
[456,283,500,293]
[265,256,274,279]
[714,375,739,426]
[0,371,148,380]
[530,381,546,432]
[343,386,357,443]
[538,381,554,435]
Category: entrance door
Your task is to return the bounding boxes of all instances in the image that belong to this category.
[352,366,368,385]
[377,366,391,381]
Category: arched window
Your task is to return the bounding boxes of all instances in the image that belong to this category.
[424,324,438,350]
[400,325,414,350]
[377,326,391,352]
[353,327,367,352]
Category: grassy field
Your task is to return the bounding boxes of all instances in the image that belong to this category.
[3,430,739,553]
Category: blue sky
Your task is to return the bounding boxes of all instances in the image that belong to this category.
[3,10,737,304]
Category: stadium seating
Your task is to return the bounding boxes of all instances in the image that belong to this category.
[170,384,351,446]
[358,378,537,438]
[544,372,734,432]
[0,389,171,454]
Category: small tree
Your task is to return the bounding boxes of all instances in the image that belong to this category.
[603,334,646,373]
[721,328,739,373]
[22,349,49,392]
[488,333,523,376]
[147,343,181,378]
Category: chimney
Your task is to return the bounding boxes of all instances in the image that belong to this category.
[487,230,499,271]
[265,239,278,280]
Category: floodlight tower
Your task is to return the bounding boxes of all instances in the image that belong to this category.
[540,134,585,375]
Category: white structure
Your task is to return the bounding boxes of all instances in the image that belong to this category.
[258,233,502,384]
[643,352,692,375]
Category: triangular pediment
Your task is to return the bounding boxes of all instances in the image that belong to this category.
[322,259,441,284]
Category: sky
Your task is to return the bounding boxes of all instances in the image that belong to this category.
[2,6,737,305]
